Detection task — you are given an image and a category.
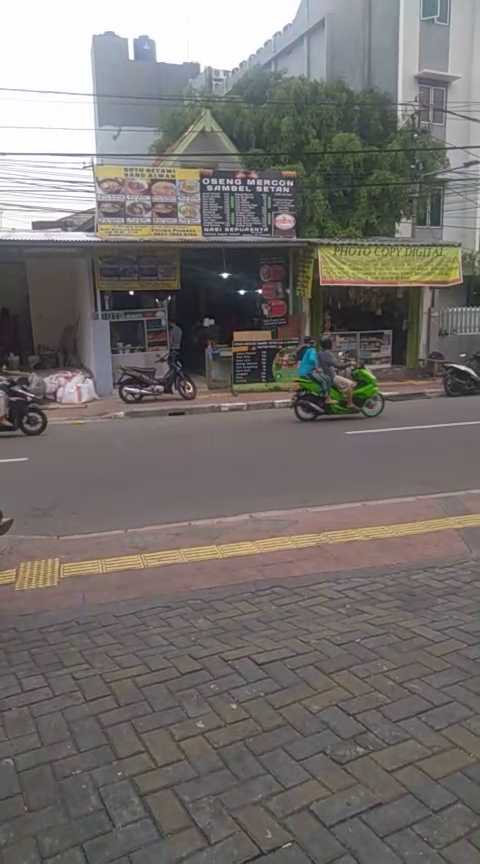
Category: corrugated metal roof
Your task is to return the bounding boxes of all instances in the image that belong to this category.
[0,231,308,248]
[0,230,461,249]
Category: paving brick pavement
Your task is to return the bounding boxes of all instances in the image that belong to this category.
[0,560,480,862]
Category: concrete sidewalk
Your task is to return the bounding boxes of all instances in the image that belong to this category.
[45,379,444,424]
[3,488,480,611]
[0,559,479,863]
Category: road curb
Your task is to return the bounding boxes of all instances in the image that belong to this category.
[48,388,443,424]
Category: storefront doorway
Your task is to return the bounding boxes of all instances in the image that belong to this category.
[323,285,409,366]
[0,261,33,365]
[171,247,292,374]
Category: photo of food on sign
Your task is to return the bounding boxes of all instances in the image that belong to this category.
[178,202,201,224]
[152,202,178,223]
[150,180,177,200]
[126,200,152,223]
[125,178,150,197]
[97,201,125,222]
[178,179,200,198]
[96,176,125,196]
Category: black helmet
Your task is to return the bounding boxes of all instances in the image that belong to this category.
[304,336,316,345]
[320,336,332,350]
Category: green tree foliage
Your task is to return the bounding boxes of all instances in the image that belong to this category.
[152,71,446,238]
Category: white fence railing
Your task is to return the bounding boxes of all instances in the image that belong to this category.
[439,306,480,336]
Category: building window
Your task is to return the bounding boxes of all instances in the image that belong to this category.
[417,187,444,227]
[419,84,447,125]
[420,0,450,25]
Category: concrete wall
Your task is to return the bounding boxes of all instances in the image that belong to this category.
[75,260,96,375]
[25,254,114,396]
[440,0,480,251]
[419,17,450,73]
[95,128,158,165]
[228,0,399,94]
[26,257,81,351]
[369,0,400,97]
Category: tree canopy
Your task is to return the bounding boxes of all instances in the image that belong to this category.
[152,71,447,238]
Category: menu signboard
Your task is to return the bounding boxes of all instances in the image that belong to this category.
[201,170,297,238]
[232,339,298,391]
[96,252,179,292]
[95,167,297,240]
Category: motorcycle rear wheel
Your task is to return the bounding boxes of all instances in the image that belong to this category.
[119,384,144,404]
[294,399,319,422]
[19,407,48,436]
[360,394,385,418]
[444,373,466,397]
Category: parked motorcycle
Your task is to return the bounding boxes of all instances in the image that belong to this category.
[118,353,197,404]
[0,510,13,536]
[443,352,480,397]
[0,378,48,436]
[292,362,385,422]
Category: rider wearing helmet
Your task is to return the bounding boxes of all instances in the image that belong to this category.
[318,336,356,409]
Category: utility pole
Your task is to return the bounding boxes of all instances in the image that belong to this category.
[410,107,423,239]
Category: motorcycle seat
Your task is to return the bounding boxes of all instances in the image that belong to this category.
[121,366,156,375]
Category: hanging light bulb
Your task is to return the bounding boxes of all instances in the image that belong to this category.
[219,248,231,280]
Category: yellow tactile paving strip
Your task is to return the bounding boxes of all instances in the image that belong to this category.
[15,558,60,591]
[5,512,480,592]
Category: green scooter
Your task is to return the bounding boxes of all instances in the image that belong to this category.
[292,362,385,422]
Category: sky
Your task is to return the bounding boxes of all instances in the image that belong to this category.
[0,0,300,226]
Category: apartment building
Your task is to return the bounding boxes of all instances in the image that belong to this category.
[227,0,480,253]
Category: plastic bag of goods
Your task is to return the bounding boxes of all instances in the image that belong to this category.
[27,374,47,400]
[56,375,98,404]
[44,373,70,399]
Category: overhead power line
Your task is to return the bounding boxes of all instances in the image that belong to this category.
[0,84,413,110]
[0,142,477,159]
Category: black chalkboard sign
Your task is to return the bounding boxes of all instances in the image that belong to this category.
[232,340,298,391]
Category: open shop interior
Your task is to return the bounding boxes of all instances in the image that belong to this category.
[322,284,411,368]
[169,246,299,376]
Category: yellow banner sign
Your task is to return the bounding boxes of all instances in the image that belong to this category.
[95,166,202,239]
[318,244,463,288]
[296,248,316,299]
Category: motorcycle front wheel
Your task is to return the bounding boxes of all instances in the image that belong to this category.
[19,407,48,436]
[119,384,144,404]
[360,394,385,418]
[444,373,467,397]
[293,399,319,422]
[176,375,197,401]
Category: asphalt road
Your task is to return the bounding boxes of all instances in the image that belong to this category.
[2,396,480,537]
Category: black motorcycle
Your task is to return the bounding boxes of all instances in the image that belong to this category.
[117,353,197,404]
[0,378,48,436]
[443,352,480,397]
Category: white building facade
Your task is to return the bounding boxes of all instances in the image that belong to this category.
[228,0,480,259]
